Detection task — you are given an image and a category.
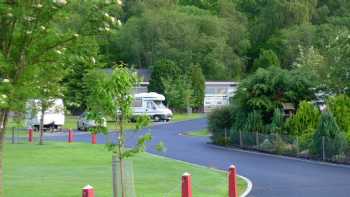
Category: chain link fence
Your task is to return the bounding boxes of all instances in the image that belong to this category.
[5,127,36,144]
[222,129,350,164]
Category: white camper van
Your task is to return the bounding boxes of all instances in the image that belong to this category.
[132,92,173,122]
[26,99,65,131]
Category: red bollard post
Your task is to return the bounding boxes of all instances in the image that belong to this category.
[182,172,192,197]
[91,133,97,144]
[228,165,238,197]
[28,128,33,143]
[68,129,74,143]
[82,185,94,197]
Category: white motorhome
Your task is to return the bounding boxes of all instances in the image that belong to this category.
[132,92,173,122]
[26,99,65,130]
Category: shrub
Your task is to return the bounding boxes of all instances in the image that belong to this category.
[230,107,247,145]
[270,108,284,133]
[274,134,297,155]
[244,110,265,133]
[327,95,350,142]
[286,101,320,136]
[259,139,274,152]
[312,111,348,158]
[208,106,234,145]
[234,66,315,123]
[298,128,314,151]
[162,75,193,112]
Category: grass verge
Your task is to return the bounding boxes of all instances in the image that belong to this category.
[4,142,246,197]
[184,129,211,137]
[172,113,205,122]
[66,113,205,131]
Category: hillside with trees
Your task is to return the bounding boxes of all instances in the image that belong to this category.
[101,0,349,111]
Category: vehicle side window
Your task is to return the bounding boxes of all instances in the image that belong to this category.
[133,98,142,107]
[147,102,152,109]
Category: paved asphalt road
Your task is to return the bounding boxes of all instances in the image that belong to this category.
[47,118,350,197]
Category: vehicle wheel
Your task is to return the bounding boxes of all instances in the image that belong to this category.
[83,124,88,131]
[153,115,160,122]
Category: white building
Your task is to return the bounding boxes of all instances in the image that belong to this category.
[203,81,239,112]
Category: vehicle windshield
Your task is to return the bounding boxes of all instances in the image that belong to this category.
[154,100,166,109]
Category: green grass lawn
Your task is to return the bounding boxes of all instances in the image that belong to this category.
[65,113,205,131]
[172,113,205,122]
[184,129,211,137]
[4,142,246,197]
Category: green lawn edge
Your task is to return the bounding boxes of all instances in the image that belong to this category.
[184,129,210,137]
[4,142,247,197]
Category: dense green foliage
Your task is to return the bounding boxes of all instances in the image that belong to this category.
[190,64,205,111]
[327,95,350,140]
[312,112,347,157]
[244,110,264,133]
[286,101,321,136]
[7,0,346,112]
[235,66,315,122]
[208,106,234,145]
[148,60,181,95]
[16,0,346,113]
[286,101,321,149]
[252,49,280,71]
[112,0,249,80]
[0,1,119,195]
[163,75,193,112]
[270,108,285,134]
[62,38,104,114]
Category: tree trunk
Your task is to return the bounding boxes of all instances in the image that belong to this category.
[119,156,125,197]
[116,114,126,197]
[0,110,9,197]
[112,155,118,197]
[39,105,45,145]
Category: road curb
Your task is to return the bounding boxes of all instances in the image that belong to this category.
[208,143,350,169]
[148,152,253,197]
[238,174,253,197]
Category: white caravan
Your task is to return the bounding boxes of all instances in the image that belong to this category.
[132,92,173,122]
[26,99,65,130]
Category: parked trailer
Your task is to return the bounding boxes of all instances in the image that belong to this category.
[25,99,65,131]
